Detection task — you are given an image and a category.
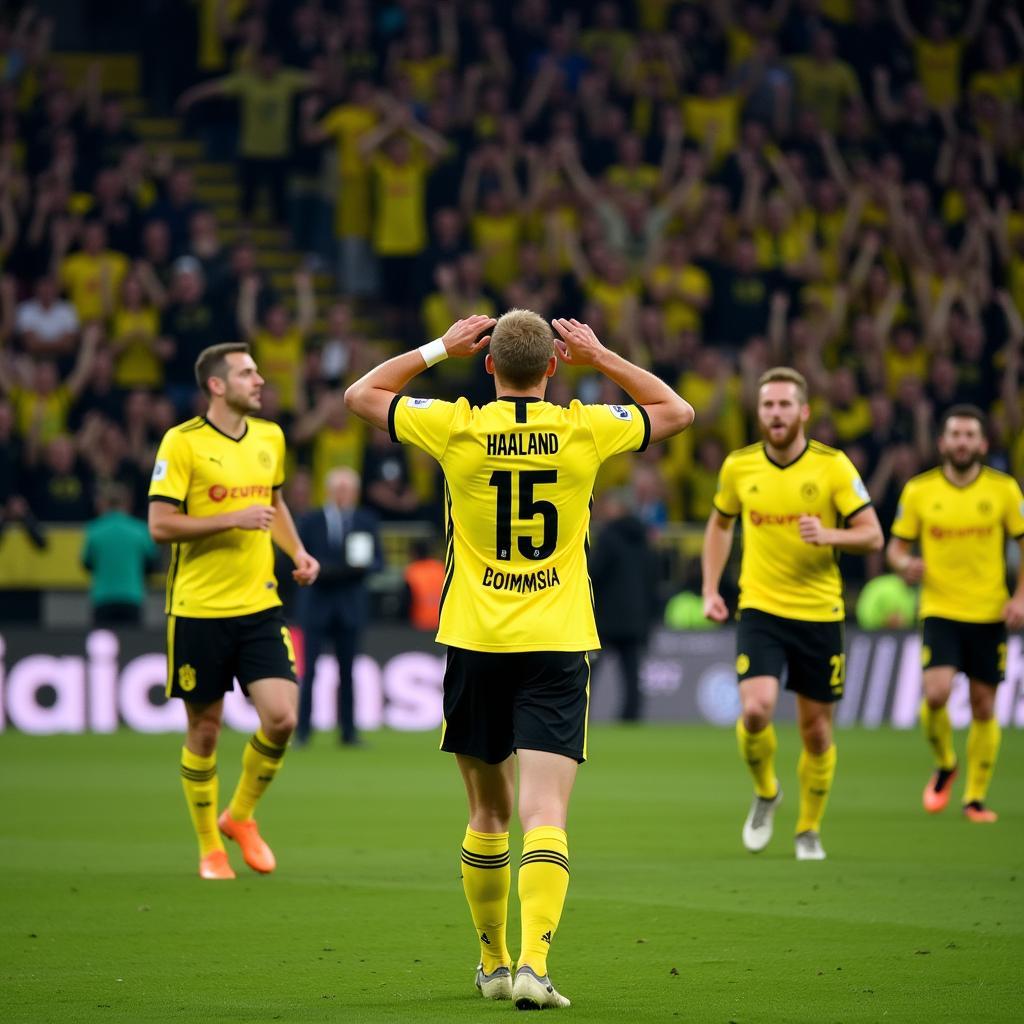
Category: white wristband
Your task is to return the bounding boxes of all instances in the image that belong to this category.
[419,338,448,367]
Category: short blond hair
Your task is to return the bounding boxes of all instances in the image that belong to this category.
[758,366,808,404]
[489,309,554,389]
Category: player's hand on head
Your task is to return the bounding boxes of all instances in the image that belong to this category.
[797,514,828,546]
[441,314,496,358]
[551,318,605,367]
[703,592,730,623]
[234,504,277,531]
[292,550,320,586]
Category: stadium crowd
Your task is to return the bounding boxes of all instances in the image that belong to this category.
[1,0,1023,592]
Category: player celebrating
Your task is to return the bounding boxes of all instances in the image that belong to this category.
[345,311,693,1008]
[887,405,1024,822]
[148,343,319,880]
[702,367,883,861]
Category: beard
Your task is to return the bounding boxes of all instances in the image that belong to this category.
[225,388,261,414]
[758,417,802,449]
[944,450,982,472]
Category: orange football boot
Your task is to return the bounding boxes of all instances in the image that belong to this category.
[199,849,236,880]
[922,765,957,814]
[962,801,998,823]
[218,810,277,873]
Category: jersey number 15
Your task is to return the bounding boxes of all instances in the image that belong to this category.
[489,470,558,561]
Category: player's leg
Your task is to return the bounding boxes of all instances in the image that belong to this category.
[793,695,835,860]
[920,666,958,811]
[735,611,785,800]
[167,614,235,879]
[786,617,843,860]
[441,648,516,998]
[963,680,1000,821]
[510,651,588,1010]
[735,611,786,852]
[920,617,962,812]
[455,752,516,995]
[514,749,576,1009]
[182,698,234,880]
[962,624,1006,821]
[220,610,300,872]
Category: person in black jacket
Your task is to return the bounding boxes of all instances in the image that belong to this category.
[295,467,383,745]
[589,489,659,722]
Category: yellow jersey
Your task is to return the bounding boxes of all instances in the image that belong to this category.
[149,416,286,618]
[371,154,429,255]
[890,466,1024,623]
[252,329,304,412]
[713,440,872,621]
[390,395,651,652]
[59,250,128,321]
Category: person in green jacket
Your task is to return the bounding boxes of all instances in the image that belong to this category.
[82,482,159,626]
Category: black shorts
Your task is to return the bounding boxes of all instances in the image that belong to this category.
[441,648,591,765]
[166,606,297,703]
[921,617,1008,686]
[735,608,846,703]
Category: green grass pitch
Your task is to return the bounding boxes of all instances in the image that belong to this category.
[1,724,1021,1023]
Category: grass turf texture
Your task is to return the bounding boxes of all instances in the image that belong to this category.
[1,725,1021,1023]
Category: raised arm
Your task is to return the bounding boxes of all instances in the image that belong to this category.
[176,76,229,114]
[293,269,316,335]
[962,0,989,44]
[345,315,497,431]
[65,323,102,399]
[551,318,694,443]
[237,275,260,341]
[890,0,919,45]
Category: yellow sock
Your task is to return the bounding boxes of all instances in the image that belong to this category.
[228,728,286,821]
[180,747,223,857]
[736,720,778,799]
[796,745,837,834]
[920,700,957,771]
[518,826,569,977]
[460,829,511,973]
[964,718,1001,805]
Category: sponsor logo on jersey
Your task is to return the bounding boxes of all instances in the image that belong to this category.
[608,404,632,420]
[748,510,802,527]
[407,398,433,409]
[208,483,273,502]
[481,566,561,592]
[853,477,869,501]
[929,524,994,540]
[151,459,168,482]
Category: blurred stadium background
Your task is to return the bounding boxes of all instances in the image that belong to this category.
[2,3,1023,1022]
[1,0,1022,734]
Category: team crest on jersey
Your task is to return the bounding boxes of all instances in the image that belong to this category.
[853,477,869,501]
[178,664,197,691]
[607,404,632,420]
[407,398,433,409]
[152,459,168,482]
[978,500,992,515]
[801,481,819,502]
[258,449,272,468]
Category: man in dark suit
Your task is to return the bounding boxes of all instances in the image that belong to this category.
[296,467,383,745]
[589,489,660,722]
